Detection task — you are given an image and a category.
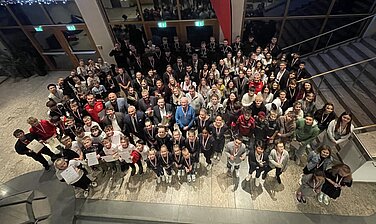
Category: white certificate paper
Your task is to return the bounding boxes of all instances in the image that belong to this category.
[27,140,45,153]
[118,151,132,163]
[86,152,99,166]
[61,166,80,184]
[102,155,117,162]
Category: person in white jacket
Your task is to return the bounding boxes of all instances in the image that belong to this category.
[322,111,354,149]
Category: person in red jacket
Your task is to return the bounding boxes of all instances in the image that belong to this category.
[236,110,255,139]
[84,93,104,123]
[248,72,264,94]
[27,117,57,141]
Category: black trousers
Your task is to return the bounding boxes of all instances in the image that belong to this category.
[248,166,267,178]
[263,166,282,178]
[28,147,58,168]
[72,175,92,190]
[202,150,213,164]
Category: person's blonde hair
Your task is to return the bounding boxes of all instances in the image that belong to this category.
[27,117,38,125]
[54,158,66,170]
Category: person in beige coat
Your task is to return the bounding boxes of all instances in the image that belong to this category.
[263,142,289,184]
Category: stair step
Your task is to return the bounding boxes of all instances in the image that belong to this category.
[305,57,348,123]
[309,56,372,126]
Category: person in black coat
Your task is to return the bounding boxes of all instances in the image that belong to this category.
[245,141,269,187]
[198,128,215,170]
[102,107,126,133]
[124,106,146,141]
[13,129,59,170]
[155,126,174,152]
[153,97,175,129]
[109,43,128,69]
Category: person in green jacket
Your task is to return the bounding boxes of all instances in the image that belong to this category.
[293,114,320,165]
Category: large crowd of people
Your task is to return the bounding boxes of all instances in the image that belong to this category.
[13,33,354,205]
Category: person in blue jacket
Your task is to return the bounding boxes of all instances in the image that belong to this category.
[175,97,196,137]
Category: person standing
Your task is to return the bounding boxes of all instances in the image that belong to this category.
[13,129,59,170]
[323,111,354,149]
[175,97,196,138]
[263,142,289,184]
[224,137,247,178]
[319,164,352,205]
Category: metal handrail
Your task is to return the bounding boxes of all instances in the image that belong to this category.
[354,124,376,131]
[281,14,375,51]
[297,56,376,83]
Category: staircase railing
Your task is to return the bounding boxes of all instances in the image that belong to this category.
[298,56,376,88]
[282,14,375,56]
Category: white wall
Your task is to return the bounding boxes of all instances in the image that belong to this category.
[74,0,116,64]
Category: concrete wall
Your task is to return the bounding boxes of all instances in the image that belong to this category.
[231,0,245,41]
[74,0,116,64]
[363,15,376,38]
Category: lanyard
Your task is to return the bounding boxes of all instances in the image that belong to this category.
[34,123,46,134]
[150,157,157,168]
[277,152,283,163]
[233,146,239,156]
[161,154,169,165]
[185,156,191,166]
[189,141,195,150]
[202,136,209,150]
[336,175,344,184]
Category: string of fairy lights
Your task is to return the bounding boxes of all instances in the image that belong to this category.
[0,0,67,5]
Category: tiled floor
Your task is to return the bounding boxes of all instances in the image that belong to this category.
[1,72,376,220]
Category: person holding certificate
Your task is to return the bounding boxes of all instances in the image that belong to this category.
[54,158,97,198]
[13,129,59,171]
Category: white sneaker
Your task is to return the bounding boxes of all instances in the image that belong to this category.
[213,154,217,160]
[187,174,192,183]
[177,170,182,179]
[323,195,329,205]
[318,192,323,203]
[157,176,161,184]
[171,170,176,176]
[245,174,251,182]
[196,162,200,169]
[90,181,98,188]
[206,164,212,170]
[161,175,166,182]
[255,178,260,187]
[83,190,89,198]
[235,169,240,178]
[167,175,172,184]
[217,154,221,161]
[192,174,196,182]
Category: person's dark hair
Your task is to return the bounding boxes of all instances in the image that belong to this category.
[13,129,24,137]
[136,139,145,145]
[317,145,332,157]
[335,111,353,135]
[46,100,57,108]
[47,83,56,90]
[312,169,325,178]
[331,163,352,181]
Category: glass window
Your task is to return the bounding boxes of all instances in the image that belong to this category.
[44,0,84,24]
[186,26,213,47]
[316,16,367,50]
[288,0,330,16]
[279,18,324,54]
[62,29,94,51]
[8,4,52,25]
[150,27,177,46]
[140,0,178,21]
[0,28,45,71]
[31,30,63,52]
[180,0,216,20]
[111,24,146,50]
[100,0,141,22]
[245,0,287,17]
[242,19,283,47]
[0,6,17,26]
[331,0,374,15]
[47,54,74,69]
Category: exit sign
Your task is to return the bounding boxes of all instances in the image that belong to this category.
[34,26,43,32]
[157,21,167,28]
[195,20,204,27]
[66,25,76,31]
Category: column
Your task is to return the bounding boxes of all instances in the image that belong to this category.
[74,0,115,64]
[231,0,245,41]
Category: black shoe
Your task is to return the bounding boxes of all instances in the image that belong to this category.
[276,175,281,184]
[44,165,51,171]
[296,195,302,203]
[301,197,307,203]
[130,168,136,176]
[261,172,267,180]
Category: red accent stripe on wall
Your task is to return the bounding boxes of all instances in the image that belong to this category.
[211,0,232,42]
